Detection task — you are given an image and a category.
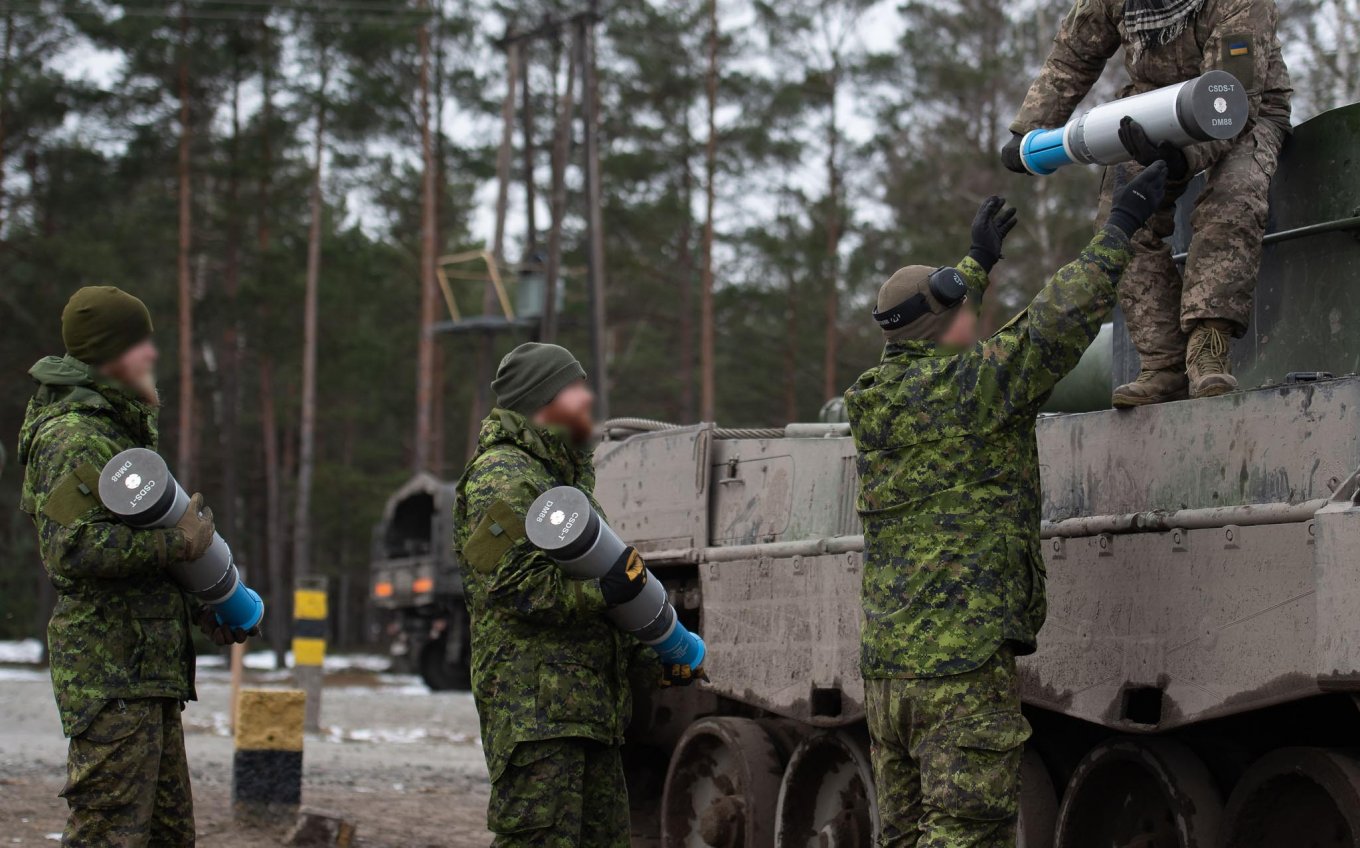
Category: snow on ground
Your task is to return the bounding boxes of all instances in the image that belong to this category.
[195,650,393,674]
[0,639,44,664]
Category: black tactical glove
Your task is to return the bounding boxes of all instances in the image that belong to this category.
[1107,160,1169,238]
[1000,132,1028,174]
[968,195,1019,272]
[1118,116,1190,182]
[598,546,648,608]
[195,606,259,646]
[660,661,705,688]
[171,493,216,563]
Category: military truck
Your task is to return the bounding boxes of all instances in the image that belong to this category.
[596,103,1360,848]
[369,473,471,691]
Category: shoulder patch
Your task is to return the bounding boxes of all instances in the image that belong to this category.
[41,463,103,527]
[463,499,527,574]
[1220,33,1256,90]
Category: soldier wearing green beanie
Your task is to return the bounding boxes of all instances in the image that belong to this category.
[18,285,246,845]
[62,285,156,366]
[455,342,693,847]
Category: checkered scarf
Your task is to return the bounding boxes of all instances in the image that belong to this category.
[1124,0,1207,48]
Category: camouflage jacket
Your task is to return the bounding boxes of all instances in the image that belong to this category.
[18,355,197,737]
[454,408,651,783]
[846,228,1133,679]
[1012,0,1292,174]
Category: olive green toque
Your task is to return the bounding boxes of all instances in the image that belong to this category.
[62,286,154,365]
[492,343,587,415]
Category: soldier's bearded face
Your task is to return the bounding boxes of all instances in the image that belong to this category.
[535,380,596,445]
[938,309,978,348]
[99,339,160,405]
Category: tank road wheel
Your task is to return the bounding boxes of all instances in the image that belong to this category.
[662,717,783,848]
[1054,737,1222,848]
[1019,747,1058,848]
[1220,748,1360,847]
[774,729,878,848]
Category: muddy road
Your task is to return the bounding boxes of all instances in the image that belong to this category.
[0,656,492,847]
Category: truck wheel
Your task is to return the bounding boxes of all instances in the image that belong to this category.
[418,636,471,692]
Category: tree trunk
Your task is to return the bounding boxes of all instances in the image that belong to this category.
[784,263,798,422]
[822,64,841,404]
[580,13,609,419]
[293,52,328,580]
[220,50,243,547]
[256,19,285,667]
[677,120,695,423]
[543,33,578,344]
[413,3,439,473]
[176,2,194,484]
[700,0,719,422]
[0,10,15,235]
[258,356,288,666]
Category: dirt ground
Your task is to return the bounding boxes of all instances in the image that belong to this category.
[0,659,493,847]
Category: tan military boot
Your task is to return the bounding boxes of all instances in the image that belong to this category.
[1112,368,1189,408]
[1186,320,1238,399]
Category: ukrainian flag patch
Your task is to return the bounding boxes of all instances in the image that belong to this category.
[1228,40,1250,56]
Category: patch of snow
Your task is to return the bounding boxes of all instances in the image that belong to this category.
[195,651,392,674]
[0,638,44,664]
[321,725,474,746]
[0,667,50,683]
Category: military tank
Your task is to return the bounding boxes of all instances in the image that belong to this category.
[600,102,1360,848]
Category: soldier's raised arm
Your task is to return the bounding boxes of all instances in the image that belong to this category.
[458,448,608,626]
[965,161,1169,414]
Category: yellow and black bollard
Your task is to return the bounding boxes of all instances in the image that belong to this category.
[232,688,305,823]
[293,576,328,732]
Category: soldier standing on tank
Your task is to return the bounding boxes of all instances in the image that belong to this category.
[1002,0,1292,405]
[845,164,1169,847]
[454,342,698,848]
[18,286,254,847]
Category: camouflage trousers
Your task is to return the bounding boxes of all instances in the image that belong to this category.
[865,648,1031,848]
[1096,120,1285,370]
[61,698,194,848]
[487,738,630,848]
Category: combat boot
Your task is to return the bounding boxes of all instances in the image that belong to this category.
[1186,319,1238,399]
[1112,368,1189,408]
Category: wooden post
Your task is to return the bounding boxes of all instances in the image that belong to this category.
[580,7,610,419]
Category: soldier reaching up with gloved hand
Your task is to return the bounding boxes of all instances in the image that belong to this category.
[846,163,1168,847]
[18,285,256,847]
[1002,0,1292,405]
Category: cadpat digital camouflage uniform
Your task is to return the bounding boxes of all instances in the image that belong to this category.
[846,228,1134,847]
[454,408,655,848]
[1012,0,1292,364]
[18,354,198,847]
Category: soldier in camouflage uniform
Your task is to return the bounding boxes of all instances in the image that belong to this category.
[18,286,249,847]
[1003,0,1292,404]
[846,166,1168,847]
[454,343,695,848]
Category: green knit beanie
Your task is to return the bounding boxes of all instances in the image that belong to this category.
[492,343,587,415]
[62,286,154,365]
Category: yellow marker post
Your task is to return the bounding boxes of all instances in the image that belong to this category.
[232,688,305,823]
[293,577,328,732]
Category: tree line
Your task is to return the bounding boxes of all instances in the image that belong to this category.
[0,0,1354,650]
